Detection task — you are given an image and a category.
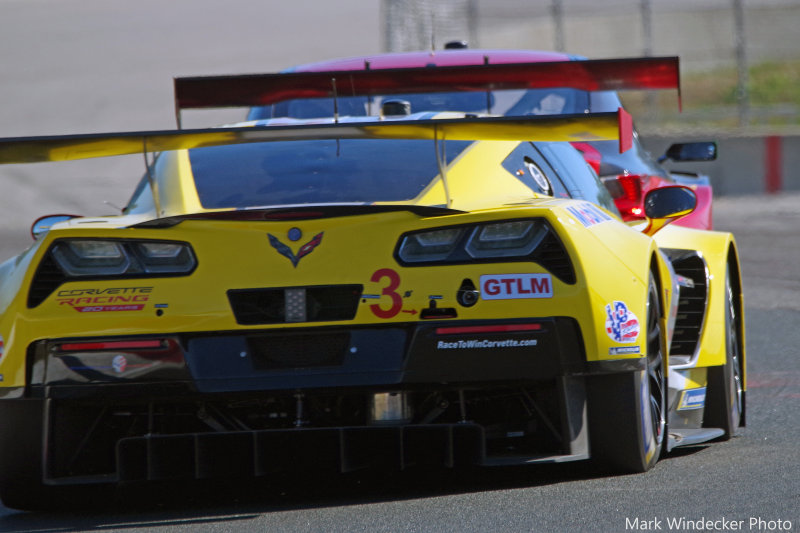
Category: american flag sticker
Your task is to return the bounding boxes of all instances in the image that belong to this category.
[605,301,640,343]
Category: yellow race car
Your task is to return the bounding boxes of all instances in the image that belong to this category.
[0,57,744,511]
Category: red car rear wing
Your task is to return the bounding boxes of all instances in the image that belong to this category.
[174,56,680,116]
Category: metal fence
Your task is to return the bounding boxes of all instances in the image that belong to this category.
[381,0,800,130]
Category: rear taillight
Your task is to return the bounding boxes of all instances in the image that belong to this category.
[603,174,647,219]
[28,239,198,307]
[51,239,196,277]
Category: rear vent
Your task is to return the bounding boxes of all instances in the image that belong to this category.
[28,253,66,308]
[228,285,363,325]
[534,230,575,284]
[669,253,708,356]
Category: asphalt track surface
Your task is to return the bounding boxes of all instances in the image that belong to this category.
[1,1,799,530]
[0,194,797,531]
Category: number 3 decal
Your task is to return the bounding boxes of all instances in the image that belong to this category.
[370,268,403,319]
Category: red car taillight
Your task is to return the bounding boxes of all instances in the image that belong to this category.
[603,174,647,220]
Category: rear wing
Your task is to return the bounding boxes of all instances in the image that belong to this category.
[0,109,632,165]
[174,56,680,123]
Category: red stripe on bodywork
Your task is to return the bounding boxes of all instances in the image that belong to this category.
[436,324,542,335]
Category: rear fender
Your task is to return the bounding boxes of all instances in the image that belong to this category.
[654,225,741,370]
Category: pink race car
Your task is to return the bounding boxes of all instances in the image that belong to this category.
[180,46,716,228]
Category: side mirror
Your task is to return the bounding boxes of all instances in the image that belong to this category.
[642,186,696,236]
[31,214,80,240]
[659,142,717,163]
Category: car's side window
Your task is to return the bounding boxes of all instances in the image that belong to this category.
[534,142,620,215]
[501,142,570,198]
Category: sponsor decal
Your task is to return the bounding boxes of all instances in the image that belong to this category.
[605,301,640,343]
[268,231,323,267]
[437,338,538,350]
[56,286,152,312]
[678,387,706,410]
[479,274,553,300]
[112,355,128,374]
[609,346,641,355]
[0,335,4,358]
[566,202,612,227]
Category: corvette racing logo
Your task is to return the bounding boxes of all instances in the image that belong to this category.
[56,286,152,312]
[605,300,640,343]
[268,231,323,267]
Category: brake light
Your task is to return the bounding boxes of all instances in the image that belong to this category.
[617,174,643,202]
[436,324,542,335]
[59,340,165,352]
[604,174,647,220]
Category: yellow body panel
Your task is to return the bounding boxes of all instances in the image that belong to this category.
[654,223,741,376]
[0,132,743,405]
[0,200,659,388]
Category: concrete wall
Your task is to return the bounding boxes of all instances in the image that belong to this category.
[641,135,800,197]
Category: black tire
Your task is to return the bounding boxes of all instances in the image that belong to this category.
[704,266,743,438]
[587,275,666,473]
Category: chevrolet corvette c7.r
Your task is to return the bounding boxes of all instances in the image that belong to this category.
[0,57,744,511]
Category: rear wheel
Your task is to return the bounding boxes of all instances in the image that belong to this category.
[704,266,743,438]
[587,275,666,473]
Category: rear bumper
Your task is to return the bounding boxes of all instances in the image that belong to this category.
[18,318,644,485]
[31,317,621,395]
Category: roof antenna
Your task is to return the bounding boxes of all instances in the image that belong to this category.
[104,200,124,213]
[430,10,436,52]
